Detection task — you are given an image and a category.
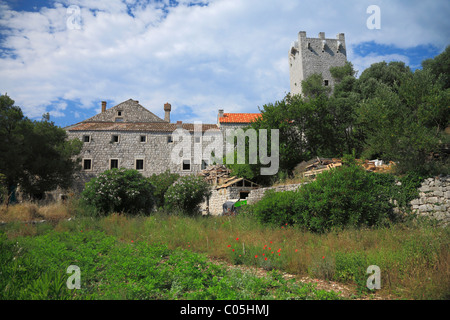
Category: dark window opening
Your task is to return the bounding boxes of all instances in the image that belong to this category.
[201,160,209,170]
[140,135,146,142]
[110,159,118,169]
[239,191,249,200]
[136,159,144,170]
[167,136,173,143]
[324,80,329,86]
[83,135,90,143]
[182,160,191,171]
[112,135,119,143]
[83,159,92,170]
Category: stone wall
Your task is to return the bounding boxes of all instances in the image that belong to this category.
[246,183,305,205]
[410,176,450,224]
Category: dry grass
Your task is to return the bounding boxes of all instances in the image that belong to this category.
[0,202,72,223]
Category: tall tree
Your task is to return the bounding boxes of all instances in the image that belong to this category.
[0,94,82,200]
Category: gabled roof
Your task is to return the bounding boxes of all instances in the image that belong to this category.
[219,113,262,124]
[84,99,165,123]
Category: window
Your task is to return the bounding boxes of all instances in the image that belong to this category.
[117,110,122,116]
[239,191,249,200]
[83,135,90,143]
[182,160,191,171]
[115,118,124,122]
[324,80,329,86]
[167,136,173,143]
[112,135,119,143]
[110,159,118,169]
[195,136,201,143]
[140,135,146,143]
[201,160,209,170]
[135,159,144,170]
[83,159,92,171]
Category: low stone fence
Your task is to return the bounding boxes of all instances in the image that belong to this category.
[246,183,306,205]
[410,176,450,224]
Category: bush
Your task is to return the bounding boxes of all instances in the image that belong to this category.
[252,189,299,226]
[164,175,211,215]
[81,168,155,215]
[148,170,180,209]
[253,164,394,232]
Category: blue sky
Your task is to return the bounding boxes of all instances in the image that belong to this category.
[0,0,449,128]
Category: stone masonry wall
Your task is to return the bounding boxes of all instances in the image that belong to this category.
[246,183,305,205]
[67,130,212,192]
[410,176,450,224]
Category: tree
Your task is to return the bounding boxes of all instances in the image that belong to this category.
[0,94,82,200]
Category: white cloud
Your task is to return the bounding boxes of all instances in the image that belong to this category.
[0,0,448,125]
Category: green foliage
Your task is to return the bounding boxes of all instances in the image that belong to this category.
[148,170,180,209]
[253,164,394,233]
[0,228,340,300]
[0,94,82,199]
[164,175,211,215]
[82,168,155,215]
[301,73,331,98]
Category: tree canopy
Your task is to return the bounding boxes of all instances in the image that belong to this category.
[225,47,450,183]
[0,94,82,201]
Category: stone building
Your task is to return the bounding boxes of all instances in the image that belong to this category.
[65,100,261,192]
[65,99,222,191]
[289,31,347,96]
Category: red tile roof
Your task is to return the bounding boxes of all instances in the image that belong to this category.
[219,113,262,123]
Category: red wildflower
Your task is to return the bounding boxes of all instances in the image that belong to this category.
[255,255,258,258]
[236,237,239,241]
[265,257,268,261]
[227,245,231,247]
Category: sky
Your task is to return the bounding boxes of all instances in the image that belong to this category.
[0,0,449,128]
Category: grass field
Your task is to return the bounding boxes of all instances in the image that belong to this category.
[1,201,449,300]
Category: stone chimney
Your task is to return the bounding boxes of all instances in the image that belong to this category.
[218,109,224,118]
[101,101,107,113]
[176,120,182,129]
[164,102,171,122]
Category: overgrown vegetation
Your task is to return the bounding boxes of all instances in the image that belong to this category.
[164,174,211,215]
[227,48,450,184]
[251,159,426,233]
[0,204,448,300]
[81,168,155,215]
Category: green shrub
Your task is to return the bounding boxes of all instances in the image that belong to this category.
[164,175,211,215]
[81,168,155,215]
[148,170,180,209]
[253,164,395,232]
[252,189,299,226]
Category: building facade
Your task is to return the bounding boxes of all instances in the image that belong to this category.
[65,100,261,191]
[289,31,347,96]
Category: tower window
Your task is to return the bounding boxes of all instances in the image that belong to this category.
[83,135,90,143]
[140,135,146,143]
[112,135,119,143]
[324,80,329,86]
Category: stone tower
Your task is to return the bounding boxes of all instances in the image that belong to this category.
[289,31,347,96]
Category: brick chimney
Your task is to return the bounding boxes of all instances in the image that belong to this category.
[176,120,182,129]
[101,101,107,113]
[164,102,171,122]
